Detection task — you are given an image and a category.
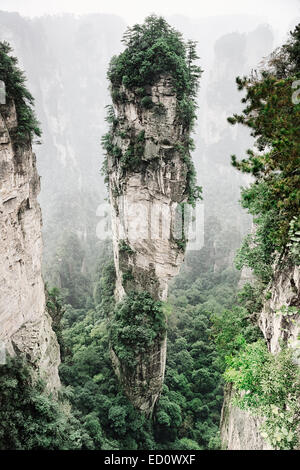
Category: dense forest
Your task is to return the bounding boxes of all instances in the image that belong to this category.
[0,16,299,451]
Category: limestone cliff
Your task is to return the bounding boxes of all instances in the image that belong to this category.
[220,383,273,450]
[106,76,191,414]
[259,259,300,356]
[0,99,60,391]
[220,258,300,449]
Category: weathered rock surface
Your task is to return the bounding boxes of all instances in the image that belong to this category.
[259,259,300,356]
[220,258,300,449]
[108,76,190,414]
[220,384,272,450]
[0,100,60,391]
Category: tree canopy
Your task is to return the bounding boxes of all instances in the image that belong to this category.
[228,23,300,279]
[0,41,41,143]
[108,14,201,105]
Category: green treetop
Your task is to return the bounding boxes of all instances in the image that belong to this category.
[0,41,41,144]
[108,15,201,95]
[228,24,300,278]
[107,15,202,131]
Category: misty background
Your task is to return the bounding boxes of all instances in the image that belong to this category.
[0,0,299,290]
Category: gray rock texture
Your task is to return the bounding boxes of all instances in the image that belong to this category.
[221,258,300,449]
[0,100,60,391]
[220,384,272,450]
[108,76,190,414]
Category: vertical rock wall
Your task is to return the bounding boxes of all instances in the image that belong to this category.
[220,258,300,449]
[107,75,190,414]
[0,100,60,391]
[220,383,273,450]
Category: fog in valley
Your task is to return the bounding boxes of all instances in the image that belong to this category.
[1,5,298,282]
[0,0,299,450]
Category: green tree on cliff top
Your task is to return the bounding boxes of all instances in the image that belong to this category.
[228,23,300,280]
[0,41,41,143]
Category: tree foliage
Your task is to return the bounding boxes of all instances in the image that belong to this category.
[224,342,300,450]
[103,15,203,206]
[108,15,201,112]
[229,24,300,280]
[110,291,166,370]
[0,356,88,450]
[0,41,41,143]
[218,25,300,450]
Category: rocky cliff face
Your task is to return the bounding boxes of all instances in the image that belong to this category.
[220,383,273,450]
[107,76,190,414]
[0,12,126,284]
[259,259,300,356]
[220,258,300,449]
[0,99,60,391]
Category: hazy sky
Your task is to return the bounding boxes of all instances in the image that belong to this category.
[0,0,299,32]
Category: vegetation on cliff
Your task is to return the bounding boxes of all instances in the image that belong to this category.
[102,15,202,206]
[110,292,166,370]
[0,229,230,450]
[102,15,204,417]
[107,15,201,129]
[0,356,89,450]
[224,341,300,449]
[0,41,41,143]
[55,243,232,450]
[228,24,300,281]
[1,16,299,452]
[213,24,300,450]
[0,28,216,450]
